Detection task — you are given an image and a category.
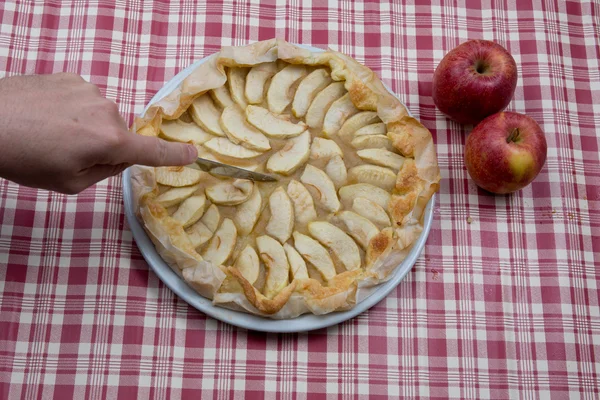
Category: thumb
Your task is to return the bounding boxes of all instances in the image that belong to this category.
[121,135,198,166]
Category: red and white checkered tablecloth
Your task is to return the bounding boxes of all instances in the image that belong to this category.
[1,1,599,398]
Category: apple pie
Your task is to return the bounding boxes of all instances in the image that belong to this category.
[131,39,440,318]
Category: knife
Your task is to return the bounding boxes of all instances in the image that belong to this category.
[194,157,278,182]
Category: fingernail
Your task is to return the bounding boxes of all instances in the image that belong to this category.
[186,145,198,162]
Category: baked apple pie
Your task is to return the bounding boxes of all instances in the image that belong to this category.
[131,39,440,318]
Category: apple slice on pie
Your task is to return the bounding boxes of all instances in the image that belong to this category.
[354,122,387,137]
[300,164,341,213]
[305,82,346,129]
[256,235,290,298]
[286,179,317,228]
[204,137,264,159]
[351,134,394,151]
[245,62,278,104]
[210,85,235,109]
[322,93,359,137]
[155,184,200,208]
[234,245,260,284]
[265,187,294,243]
[292,69,332,118]
[160,119,213,144]
[206,179,254,206]
[155,167,205,187]
[292,231,336,281]
[356,148,405,171]
[190,94,226,137]
[233,186,262,236]
[266,130,311,175]
[308,221,361,271]
[201,218,237,266]
[227,67,249,109]
[267,64,307,114]
[219,106,271,151]
[339,111,381,141]
[338,183,391,210]
[336,211,380,250]
[283,243,309,280]
[245,105,307,139]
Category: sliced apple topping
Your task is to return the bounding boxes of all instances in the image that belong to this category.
[201,218,237,266]
[233,186,262,236]
[210,85,235,109]
[219,106,271,152]
[160,119,212,144]
[354,122,387,137]
[308,221,361,271]
[322,93,359,137]
[352,197,391,228]
[245,62,278,104]
[245,105,307,138]
[200,204,221,233]
[171,194,206,228]
[233,245,260,284]
[339,111,381,141]
[286,180,317,227]
[292,69,332,118]
[325,155,347,189]
[267,64,307,114]
[227,67,248,109]
[155,167,205,187]
[357,148,405,172]
[283,243,309,280]
[185,219,214,248]
[155,184,200,208]
[348,165,397,191]
[305,82,346,129]
[206,179,253,205]
[351,134,394,151]
[265,187,294,244]
[338,184,392,210]
[194,145,219,162]
[204,137,263,159]
[309,137,343,161]
[189,94,225,137]
[300,164,341,213]
[185,203,221,248]
[256,235,290,298]
[266,130,311,175]
[337,211,380,250]
[292,231,336,281]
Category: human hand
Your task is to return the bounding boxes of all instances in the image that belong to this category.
[0,73,197,194]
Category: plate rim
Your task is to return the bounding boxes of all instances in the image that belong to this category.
[122,43,435,333]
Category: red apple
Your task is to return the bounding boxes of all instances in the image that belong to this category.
[432,39,518,125]
[465,111,547,194]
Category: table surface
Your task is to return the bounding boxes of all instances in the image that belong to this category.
[1,1,598,399]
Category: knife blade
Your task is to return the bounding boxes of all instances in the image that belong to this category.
[194,158,277,182]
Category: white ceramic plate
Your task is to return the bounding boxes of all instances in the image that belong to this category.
[122,44,435,332]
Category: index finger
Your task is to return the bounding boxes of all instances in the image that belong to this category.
[119,134,198,167]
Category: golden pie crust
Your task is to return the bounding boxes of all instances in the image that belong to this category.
[131,39,440,318]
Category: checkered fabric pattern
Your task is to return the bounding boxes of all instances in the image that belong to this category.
[0,0,598,398]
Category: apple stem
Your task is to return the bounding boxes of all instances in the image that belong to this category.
[507,128,520,143]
